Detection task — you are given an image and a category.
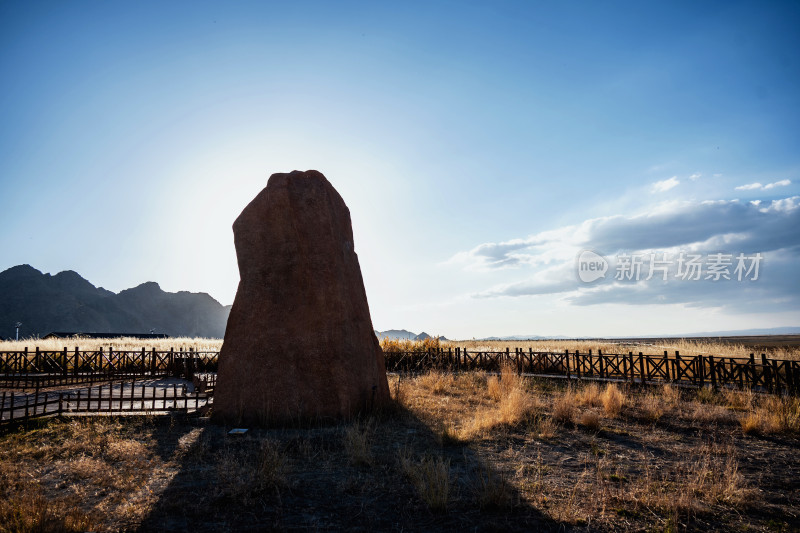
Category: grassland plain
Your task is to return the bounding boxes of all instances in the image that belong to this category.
[2,335,798,360]
[1,367,799,531]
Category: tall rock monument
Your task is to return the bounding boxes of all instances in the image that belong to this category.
[214,170,390,425]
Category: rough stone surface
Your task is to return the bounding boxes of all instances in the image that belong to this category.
[214,170,390,425]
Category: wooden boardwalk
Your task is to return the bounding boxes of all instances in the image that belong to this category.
[0,378,211,427]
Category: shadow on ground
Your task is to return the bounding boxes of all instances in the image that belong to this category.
[137,403,562,532]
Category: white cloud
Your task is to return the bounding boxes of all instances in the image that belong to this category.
[735,179,791,191]
[764,179,792,190]
[651,176,680,193]
[689,173,701,181]
[451,196,800,311]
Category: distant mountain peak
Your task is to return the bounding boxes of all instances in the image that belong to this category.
[0,265,229,339]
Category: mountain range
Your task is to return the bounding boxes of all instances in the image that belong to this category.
[374,329,447,341]
[0,265,231,339]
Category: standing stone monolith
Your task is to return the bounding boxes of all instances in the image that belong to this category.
[213,170,390,425]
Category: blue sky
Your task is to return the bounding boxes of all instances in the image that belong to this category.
[1,1,798,338]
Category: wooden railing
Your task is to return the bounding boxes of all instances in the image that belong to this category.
[384,348,800,395]
[0,347,218,389]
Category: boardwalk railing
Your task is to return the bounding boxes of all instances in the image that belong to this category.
[0,347,218,389]
[0,381,211,428]
[384,348,800,395]
[1,345,797,401]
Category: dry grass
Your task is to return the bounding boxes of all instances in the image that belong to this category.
[738,394,800,435]
[600,383,625,417]
[444,338,800,360]
[417,369,456,395]
[660,383,682,407]
[576,382,603,407]
[551,389,576,425]
[0,336,223,353]
[399,451,451,512]
[7,334,798,359]
[578,410,601,431]
[638,391,665,422]
[461,365,537,437]
[1,372,798,531]
[343,420,373,466]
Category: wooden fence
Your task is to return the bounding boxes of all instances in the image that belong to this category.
[2,345,798,430]
[0,381,211,429]
[384,348,800,395]
[0,347,218,389]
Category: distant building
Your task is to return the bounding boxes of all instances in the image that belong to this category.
[43,332,169,340]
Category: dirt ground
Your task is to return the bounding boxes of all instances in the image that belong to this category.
[1,372,799,532]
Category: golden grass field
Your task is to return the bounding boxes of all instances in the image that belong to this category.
[1,366,799,531]
[1,335,798,360]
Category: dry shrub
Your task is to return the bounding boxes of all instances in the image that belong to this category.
[740,395,800,435]
[391,377,408,407]
[380,336,441,353]
[463,370,536,437]
[344,420,373,466]
[534,415,558,440]
[104,439,148,464]
[215,440,287,501]
[0,493,93,533]
[487,364,522,401]
[739,412,761,435]
[417,370,455,395]
[400,451,451,512]
[552,389,575,425]
[576,382,602,407]
[578,410,601,431]
[638,392,664,422]
[723,388,754,411]
[695,386,718,404]
[486,375,502,401]
[437,423,465,446]
[660,384,681,407]
[472,467,515,509]
[763,395,800,434]
[629,447,751,517]
[690,403,731,425]
[601,383,625,418]
[255,440,288,487]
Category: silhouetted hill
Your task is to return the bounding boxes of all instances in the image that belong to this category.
[375,329,448,341]
[0,265,230,339]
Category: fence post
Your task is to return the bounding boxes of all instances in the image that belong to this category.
[564,349,571,379]
[623,352,629,382]
[73,347,79,375]
[761,354,772,392]
[588,349,593,376]
[598,349,605,378]
[62,347,68,378]
[771,360,782,394]
[638,352,645,383]
[708,355,717,390]
[697,355,705,387]
[35,347,41,372]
